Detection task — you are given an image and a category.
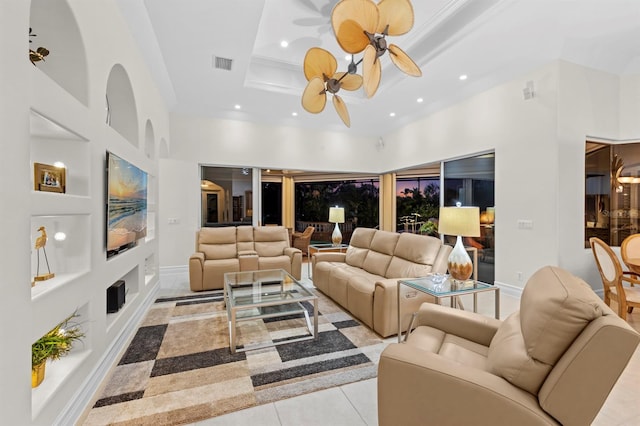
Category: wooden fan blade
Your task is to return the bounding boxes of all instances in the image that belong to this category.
[388,44,422,77]
[332,0,379,34]
[333,72,363,91]
[334,19,370,54]
[333,94,351,128]
[304,47,337,81]
[332,0,378,53]
[377,0,414,35]
[302,77,327,113]
[362,45,381,98]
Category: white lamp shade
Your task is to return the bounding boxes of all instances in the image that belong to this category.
[329,207,345,223]
[438,206,480,237]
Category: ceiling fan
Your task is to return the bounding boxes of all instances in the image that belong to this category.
[302,47,363,127]
[331,0,421,98]
[301,0,421,127]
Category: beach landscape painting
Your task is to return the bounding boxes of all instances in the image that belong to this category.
[107,152,147,257]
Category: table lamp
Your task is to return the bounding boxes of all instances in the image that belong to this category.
[438,203,480,282]
[329,206,345,246]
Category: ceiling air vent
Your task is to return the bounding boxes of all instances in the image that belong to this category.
[213,56,233,71]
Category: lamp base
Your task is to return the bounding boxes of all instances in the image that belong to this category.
[331,222,342,246]
[447,235,473,282]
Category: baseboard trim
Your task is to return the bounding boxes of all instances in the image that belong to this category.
[57,284,160,426]
[494,281,524,299]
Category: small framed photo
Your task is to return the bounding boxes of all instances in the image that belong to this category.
[34,162,66,193]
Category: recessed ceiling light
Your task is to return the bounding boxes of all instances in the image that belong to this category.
[292,112,298,117]
[280,40,289,48]
[459,74,468,81]
[389,112,396,117]
[234,104,241,110]
[416,97,423,103]
[345,55,351,61]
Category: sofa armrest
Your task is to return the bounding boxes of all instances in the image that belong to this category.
[373,278,436,337]
[433,243,453,274]
[188,253,205,292]
[313,252,346,264]
[284,247,301,257]
[238,250,258,257]
[284,247,302,280]
[413,302,501,347]
[378,343,558,426]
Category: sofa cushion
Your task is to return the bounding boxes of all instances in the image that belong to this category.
[362,231,398,276]
[487,266,606,394]
[345,228,376,268]
[385,258,432,278]
[396,233,441,264]
[254,226,289,257]
[487,312,551,394]
[199,227,237,260]
[236,225,254,252]
[203,258,240,289]
[258,255,292,273]
[386,233,442,278]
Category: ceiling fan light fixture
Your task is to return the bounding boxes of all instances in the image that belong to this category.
[300,0,420,126]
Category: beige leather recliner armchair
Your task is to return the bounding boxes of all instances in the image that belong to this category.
[378,266,640,426]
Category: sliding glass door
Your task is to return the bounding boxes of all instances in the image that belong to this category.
[443,153,495,283]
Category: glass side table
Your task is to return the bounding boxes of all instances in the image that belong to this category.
[307,243,349,278]
[397,275,500,343]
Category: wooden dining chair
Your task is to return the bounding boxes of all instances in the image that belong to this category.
[621,233,640,278]
[590,237,640,320]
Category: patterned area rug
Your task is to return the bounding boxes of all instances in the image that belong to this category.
[82,289,385,425]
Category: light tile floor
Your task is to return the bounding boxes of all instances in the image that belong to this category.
[157,264,640,426]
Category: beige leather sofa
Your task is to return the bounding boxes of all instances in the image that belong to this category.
[378,266,640,426]
[189,226,302,291]
[312,227,452,337]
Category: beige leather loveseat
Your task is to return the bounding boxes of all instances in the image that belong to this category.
[378,266,640,426]
[312,227,452,337]
[189,226,302,291]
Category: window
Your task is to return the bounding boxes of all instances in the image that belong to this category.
[200,166,252,227]
[443,153,495,283]
[585,141,640,247]
[294,179,379,243]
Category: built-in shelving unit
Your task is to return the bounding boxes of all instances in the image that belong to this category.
[22,2,162,423]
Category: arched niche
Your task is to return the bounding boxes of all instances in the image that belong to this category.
[106,64,139,147]
[144,119,155,159]
[159,138,169,159]
[30,0,88,105]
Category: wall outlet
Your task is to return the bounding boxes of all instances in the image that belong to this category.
[517,219,533,229]
[517,271,523,281]
[168,218,179,224]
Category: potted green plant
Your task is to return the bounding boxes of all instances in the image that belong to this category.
[32,312,84,388]
[419,219,439,237]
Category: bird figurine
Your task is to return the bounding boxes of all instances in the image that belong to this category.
[34,226,54,282]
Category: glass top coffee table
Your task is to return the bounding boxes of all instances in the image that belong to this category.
[224,269,318,353]
[397,274,500,343]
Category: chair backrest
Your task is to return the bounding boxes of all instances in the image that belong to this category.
[488,265,639,425]
[253,225,290,256]
[301,226,314,237]
[197,227,238,260]
[590,237,622,301]
[621,233,640,267]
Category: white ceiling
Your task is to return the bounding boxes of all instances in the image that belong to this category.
[117,0,640,138]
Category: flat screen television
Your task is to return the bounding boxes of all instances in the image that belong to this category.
[106,151,148,258]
